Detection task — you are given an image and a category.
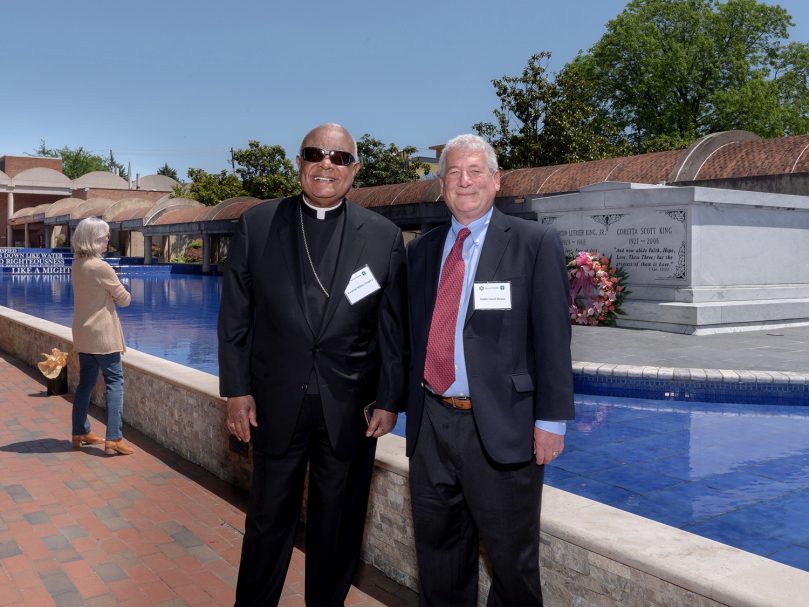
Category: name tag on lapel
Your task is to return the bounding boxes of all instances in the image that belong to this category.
[344,264,382,305]
[473,282,512,310]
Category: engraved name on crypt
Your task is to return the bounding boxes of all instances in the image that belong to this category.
[540,208,688,282]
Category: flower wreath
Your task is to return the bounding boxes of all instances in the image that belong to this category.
[566,250,630,326]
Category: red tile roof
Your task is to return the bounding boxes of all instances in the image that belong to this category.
[153,207,208,225]
[349,133,809,207]
[695,135,809,179]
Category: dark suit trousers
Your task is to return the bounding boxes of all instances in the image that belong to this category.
[409,395,544,607]
[235,395,377,607]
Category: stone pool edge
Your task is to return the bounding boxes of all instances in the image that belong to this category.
[573,360,809,405]
[1,305,807,606]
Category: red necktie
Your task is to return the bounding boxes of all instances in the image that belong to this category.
[424,227,471,394]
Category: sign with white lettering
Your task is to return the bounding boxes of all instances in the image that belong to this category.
[0,253,67,267]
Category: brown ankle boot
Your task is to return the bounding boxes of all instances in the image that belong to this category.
[104,438,134,456]
[72,431,105,449]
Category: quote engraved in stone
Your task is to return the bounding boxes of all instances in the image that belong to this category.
[550,208,688,283]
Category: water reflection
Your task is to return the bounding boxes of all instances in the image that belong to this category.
[0,273,222,375]
[547,395,809,571]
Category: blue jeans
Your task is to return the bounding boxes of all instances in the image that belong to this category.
[72,352,124,440]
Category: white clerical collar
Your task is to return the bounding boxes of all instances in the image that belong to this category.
[302,195,344,220]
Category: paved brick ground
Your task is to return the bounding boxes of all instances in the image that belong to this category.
[0,352,417,607]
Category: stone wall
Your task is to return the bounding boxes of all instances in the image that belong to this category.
[2,305,808,606]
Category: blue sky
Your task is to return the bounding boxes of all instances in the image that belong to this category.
[3,1,808,180]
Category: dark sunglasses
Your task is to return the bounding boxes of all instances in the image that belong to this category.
[300,147,356,166]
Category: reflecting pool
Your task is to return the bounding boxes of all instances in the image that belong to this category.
[0,273,221,375]
[2,272,808,573]
[545,395,809,572]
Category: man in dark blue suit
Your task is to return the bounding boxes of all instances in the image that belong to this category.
[219,123,408,606]
[406,134,574,606]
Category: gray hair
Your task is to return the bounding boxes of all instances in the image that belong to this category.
[300,123,358,158]
[72,217,109,258]
[438,134,499,176]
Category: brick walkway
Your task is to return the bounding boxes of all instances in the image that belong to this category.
[0,352,417,607]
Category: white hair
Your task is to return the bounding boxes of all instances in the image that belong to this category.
[438,134,499,176]
[72,217,109,258]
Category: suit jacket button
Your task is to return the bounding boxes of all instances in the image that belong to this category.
[301,383,308,391]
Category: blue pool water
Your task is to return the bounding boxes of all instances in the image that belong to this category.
[546,395,809,571]
[2,272,808,572]
[0,272,222,375]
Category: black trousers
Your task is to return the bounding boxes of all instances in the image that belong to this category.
[235,395,377,607]
[409,395,544,607]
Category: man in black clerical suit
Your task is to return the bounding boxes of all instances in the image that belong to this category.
[218,123,408,606]
[406,134,574,606]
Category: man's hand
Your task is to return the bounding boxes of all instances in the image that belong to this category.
[366,409,397,438]
[227,395,257,443]
[534,426,565,465]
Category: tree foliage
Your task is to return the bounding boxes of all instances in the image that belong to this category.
[34,141,109,179]
[354,134,429,188]
[179,168,247,206]
[573,0,809,151]
[35,141,130,180]
[156,163,179,181]
[232,140,299,200]
[475,0,809,165]
[179,140,299,205]
[473,53,626,169]
[105,149,129,181]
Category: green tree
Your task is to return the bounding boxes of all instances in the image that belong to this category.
[354,134,428,187]
[473,53,625,169]
[574,0,809,151]
[232,140,299,199]
[179,168,247,206]
[35,140,131,180]
[105,149,129,181]
[35,140,107,179]
[541,65,631,164]
[157,163,179,181]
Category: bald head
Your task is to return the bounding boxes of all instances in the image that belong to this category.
[300,123,358,158]
[296,122,361,208]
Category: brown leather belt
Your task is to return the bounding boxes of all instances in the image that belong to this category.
[423,384,473,410]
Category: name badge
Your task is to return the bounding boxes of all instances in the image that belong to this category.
[473,282,511,310]
[344,264,382,305]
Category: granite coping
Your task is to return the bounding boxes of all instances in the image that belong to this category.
[540,486,809,607]
[572,360,809,385]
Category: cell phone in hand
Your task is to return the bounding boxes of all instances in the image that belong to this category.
[363,401,376,426]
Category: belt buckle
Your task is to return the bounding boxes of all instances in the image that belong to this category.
[423,382,471,410]
[444,396,471,410]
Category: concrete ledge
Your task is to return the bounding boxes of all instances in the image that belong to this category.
[541,488,809,606]
[573,361,809,388]
[2,305,808,606]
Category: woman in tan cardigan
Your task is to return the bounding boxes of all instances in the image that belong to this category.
[71,217,134,455]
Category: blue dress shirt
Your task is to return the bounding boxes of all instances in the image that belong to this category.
[435,209,565,436]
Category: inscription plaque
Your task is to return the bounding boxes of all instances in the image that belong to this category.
[540,208,688,282]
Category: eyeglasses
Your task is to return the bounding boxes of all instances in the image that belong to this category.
[300,147,356,166]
